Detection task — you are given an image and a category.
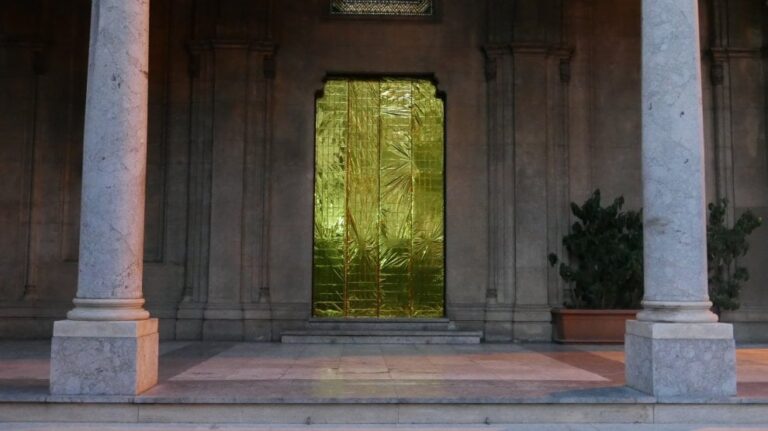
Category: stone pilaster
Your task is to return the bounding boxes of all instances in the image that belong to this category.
[50,0,158,395]
[625,0,736,398]
[484,44,516,341]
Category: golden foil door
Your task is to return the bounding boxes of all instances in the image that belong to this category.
[313,78,445,318]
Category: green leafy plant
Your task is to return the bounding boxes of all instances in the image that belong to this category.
[549,192,762,314]
[707,199,762,315]
[548,190,644,309]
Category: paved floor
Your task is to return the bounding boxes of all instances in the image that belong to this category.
[1,341,768,402]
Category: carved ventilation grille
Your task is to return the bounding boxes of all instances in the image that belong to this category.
[330,0,434,17]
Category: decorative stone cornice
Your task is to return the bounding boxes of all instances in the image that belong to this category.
[482,42,573,58]
[559,59,571,84]
[263,54,276,80]
[187,39,277,53]
[481,43,508,57]
[710,61,724,86]
[509,42,572,58]
[708,47,766,86]
[0,37,48,75]
[187,40,278,79]
[483,54,497,81]
[0,37,45,50]
[710,46,765,60]
[481,43,573,82]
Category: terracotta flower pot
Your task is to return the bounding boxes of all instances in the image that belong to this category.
[551,308,639,344]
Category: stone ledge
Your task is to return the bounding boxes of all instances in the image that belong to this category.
[626,320,733,339]
[50,319,159,395]
[625,327,737,398]
[53,319,158,338]
[280,330,482,344]
[2,402,768,424]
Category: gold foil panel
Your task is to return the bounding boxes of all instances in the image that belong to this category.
[379,79,414,317]
[346,81,381,317]
[313,80,348,317]
[410,80,445,317]
[313,78,444,318]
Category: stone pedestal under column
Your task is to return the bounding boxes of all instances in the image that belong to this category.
[50,319,158,395]
[625,321,736,398]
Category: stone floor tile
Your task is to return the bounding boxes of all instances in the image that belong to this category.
[2,341,768,402]
[0,359,48,380]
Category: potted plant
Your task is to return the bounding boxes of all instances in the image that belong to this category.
[549,193,762,343]
[707,199,762,317]
[548,190,643,343]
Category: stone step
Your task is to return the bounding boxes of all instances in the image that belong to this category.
[6,425,762,431]
[3,401,768,425]
[280,329,482,344]
[5,425,762,431]
[305,318,454,332]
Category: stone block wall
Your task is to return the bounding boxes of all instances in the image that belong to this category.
[0,0,765,341]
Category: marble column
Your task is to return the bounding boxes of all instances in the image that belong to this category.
[50,0,158,395]
[625,0,736,397]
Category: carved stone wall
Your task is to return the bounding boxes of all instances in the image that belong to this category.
[0,0,89,338]
[268,0,488,336]
[0,0,766,342]
[175,0,274,341]
[484,0,570,341]
[703,0,768,341]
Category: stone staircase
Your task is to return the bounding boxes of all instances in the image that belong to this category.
[280,318,482,344]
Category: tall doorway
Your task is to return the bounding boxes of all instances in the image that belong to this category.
[313,77,445,318]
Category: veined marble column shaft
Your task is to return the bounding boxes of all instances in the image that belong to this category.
[50,0,158,396]
[69,0,150,321]
[638,0,715,324]
[625,0,736,398]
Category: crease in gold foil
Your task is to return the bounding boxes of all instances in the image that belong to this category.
[313,78,444,318]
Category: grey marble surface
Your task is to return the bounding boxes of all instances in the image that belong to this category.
[50,329,158,396]
[75,0,150,306]
[626,331,737,398]
[640,0,711,307]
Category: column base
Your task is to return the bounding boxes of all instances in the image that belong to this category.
[625,320,736,398]
[50,319,159,395]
